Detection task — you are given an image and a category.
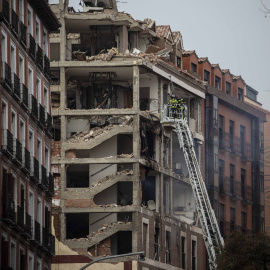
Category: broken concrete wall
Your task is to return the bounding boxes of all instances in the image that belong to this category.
[67,119,90,138]
[140,77,159,112]
[89,212,117,234]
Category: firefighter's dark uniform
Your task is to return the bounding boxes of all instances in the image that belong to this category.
[178,98,185,119]
[169,97,178,117]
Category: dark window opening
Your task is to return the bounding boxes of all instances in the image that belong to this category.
[191,63,197,73]
[230,164,235,195]
[181,236,186,269]
[154,227,160,261]
[219,115,224,147]
[117,134,133,155]
[165,231,171,264]
[141,123,155,159]
[111,231,132,255]
[141,176,156,208]
[192,240,197,270]
[117,182,133,206]
[226,82,231,94]
[177,57,182,68]
[67,164,89,188]
[215,76,221,89]
[204,70,210,83]
[219,159,224,193]
[238,87,243,101]
[229,120,234,150]
[230,207,235,232]
[66,213,89,239]
[240,125,245,155]
[241,212,246,233]
[241,169,245,198]
[163,178,170,214]
[140,87,150,111]
[219,203,225,236]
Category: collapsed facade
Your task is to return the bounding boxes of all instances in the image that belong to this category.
[50,1,205,269]
[49,0,265,269]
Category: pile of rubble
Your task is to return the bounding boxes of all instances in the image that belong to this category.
[66,116,133,143]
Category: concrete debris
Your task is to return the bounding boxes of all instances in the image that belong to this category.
[66,116,133,143]
[86,48,118,62]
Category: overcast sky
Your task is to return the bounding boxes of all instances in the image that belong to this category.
[49,0,270,110]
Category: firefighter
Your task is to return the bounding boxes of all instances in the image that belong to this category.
[177,98,185,119]
[168,94,178,118]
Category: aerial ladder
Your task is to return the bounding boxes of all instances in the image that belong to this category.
[161,82,224,270]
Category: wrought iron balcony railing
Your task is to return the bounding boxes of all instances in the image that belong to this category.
[22,147,30,174]
[49,234,55,256]
[42,227,50,251]
[12,73,20,101]
[30,156,39,183]
[47,172,54,196]
[0,0,9,24]
[29,94,38,120]
[219,175,230,195]
[44,55,51,79]
[16,204,25,231]
[46,113,53,137]
[11,8,18,35]
[38,104,45,128]
[1,61,12,91]
[2,196,16,225]
[2,129,13,157]
[19,20,27,48]
[36,44,43,69]
[34,220,41,245]
[28,33,35,59]
[241,142,253,162]
[39,165,48,190]
[243,185,253,203]
[24,212,32,238]
[20,83,28,109]
[13,138,22,165]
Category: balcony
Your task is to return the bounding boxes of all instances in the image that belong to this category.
[29,94,38,121]
[36,44,43,69]
[38,104,45,128]
[47,172,54,196]
[13,139,22,165]
[2,196,16,225]
[49,234,55,256]
[30,156,39,183]
[241,142,253,162]
[28,33,36,59]
[44,55,51,79]
[243,185,253,204]
[40,165,48,190]
[230,136,241,156]
[12,73,20,101]
[11,9,18,36]
[1,61,12,92]
[23,212,32,239]
[0,0,9,24]
[233,180,242,199]
[45,113,53,137]
[219,175,231,195]
[16,205,25,232]
[2,129,13,157]
[20,83,28,109]
[22,147,30,174]
[33,220,41,245]
[19,21,27,48]
[42,227,50,251]
[219,131,231,151]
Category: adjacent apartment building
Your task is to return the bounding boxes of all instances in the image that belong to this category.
[49,0,207,269]
[0,0,60,269]
[183,52,265,237]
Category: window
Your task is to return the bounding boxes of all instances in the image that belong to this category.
[27,6,33,35]
[240,125,245,155]
[165,231,171,264]
[176,56,181,68]
[192,240,197,270]
[37,138,42,164]
[230,164,235,195]
[229,120,234,150]
[219,159,224,192]
[19,119,26,148]
[1,100,8,130]
[154,227,160,261]
[238,87,243,101]
[219,115,224,147]
[204,70,210,83]
[241,169,245,198]
[20,182,25,211]
[19,248,26,270]
[191,63,197,73]
[43,29,48,56]
[226,82,231,94]
[181,236,186,269]
[45,146,50,171]
[19,54,25,83]
[230,207,235,232]
[36,77,41,104]
[28,66,33,95]
[142,222,149,257]
[19,0,24,22]
[215,76,221,89]
[44,86,49,112]
[28,252,34,270]
[11,109,17,138]
[1,31,7,62]
[11,0,16,10]
[163,178,170,214]
[260,173,264,192]
[219,204,225,236]
[10,42,16,75]
[10,240,16,270]
[36,17,40,45]
[36,259,42,270]
[241,212,246,233]
[29,129,34,157]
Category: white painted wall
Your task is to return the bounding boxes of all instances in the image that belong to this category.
[67,119,90,138]
[89,210,117,233]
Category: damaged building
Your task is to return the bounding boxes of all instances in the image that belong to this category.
[50,1,205,269]
[49,0,265,270]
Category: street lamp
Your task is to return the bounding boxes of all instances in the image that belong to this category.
[79,251,145,270]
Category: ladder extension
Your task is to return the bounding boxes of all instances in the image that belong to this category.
[161,104,224,270]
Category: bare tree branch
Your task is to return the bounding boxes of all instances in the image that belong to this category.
[260,0,270,17]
